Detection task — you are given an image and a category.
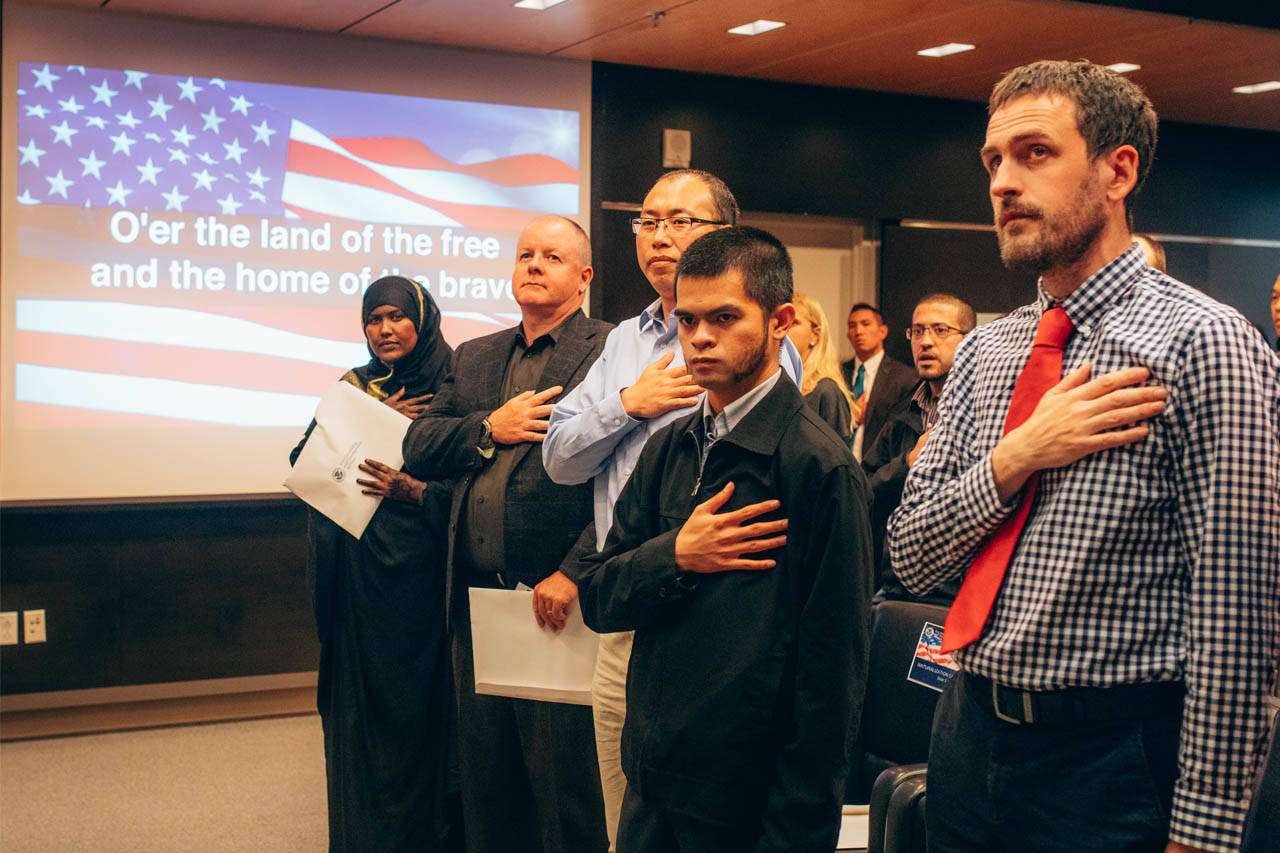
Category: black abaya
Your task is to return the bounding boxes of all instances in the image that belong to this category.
[290,276,455,851]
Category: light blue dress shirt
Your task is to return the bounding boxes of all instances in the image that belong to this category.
[544,297,803,550]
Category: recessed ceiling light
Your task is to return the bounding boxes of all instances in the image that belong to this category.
[1233,80,1280,94]
[514,0,568,9]
[917,43,975,58]
[1106,62,1142,73]
[728,19,786,36]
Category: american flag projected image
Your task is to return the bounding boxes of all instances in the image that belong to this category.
[12,62,582,430]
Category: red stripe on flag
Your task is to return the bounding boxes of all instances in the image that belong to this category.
[286,141,555,231]
[328,136,578,186]
[16,331,343,396]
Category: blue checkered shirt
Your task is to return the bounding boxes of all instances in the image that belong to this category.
[888,244,1280,851]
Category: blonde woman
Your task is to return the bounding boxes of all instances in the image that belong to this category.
[787,292,855,443]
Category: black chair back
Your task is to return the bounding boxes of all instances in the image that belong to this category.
[856,598,951,796]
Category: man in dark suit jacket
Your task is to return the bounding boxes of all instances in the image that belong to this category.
[840,302,917,459]
[403,215,611,853]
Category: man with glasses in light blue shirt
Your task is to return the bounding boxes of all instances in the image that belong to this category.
[540,169,802,848]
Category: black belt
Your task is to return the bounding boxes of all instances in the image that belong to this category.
[965,673,1184,726]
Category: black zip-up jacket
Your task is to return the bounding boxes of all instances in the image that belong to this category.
[576,376,873,853]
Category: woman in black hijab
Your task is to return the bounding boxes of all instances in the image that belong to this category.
[290,276,456,852]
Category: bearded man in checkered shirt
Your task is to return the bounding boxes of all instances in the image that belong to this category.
[888,60,1279,853]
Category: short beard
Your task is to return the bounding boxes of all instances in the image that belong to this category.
[729,334,770,387]
[998,171,1107,274]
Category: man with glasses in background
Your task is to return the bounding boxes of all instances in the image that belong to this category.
[863,293,974,595]
[542,169,802,849]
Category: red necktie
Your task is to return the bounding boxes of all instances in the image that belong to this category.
[941,307,1074,653]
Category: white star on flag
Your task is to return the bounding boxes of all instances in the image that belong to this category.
[201,107,225,134]
[24,104,50,119]
[192,168,216,191]
[251,119,276,145]
[177,77,203,103]
[217,192,243,215]
[171,124,195,147]
[162,185,190,212]
[19,138,47,166]
[109,131,136,155]
[136,157,163,185]
[85,115,107,129]
[116,110,142,129]
[105,179,133,206]
[79,150,107,179]
[32,64,61,92]
[229,94,253,115]
[46,170,75,198]
[51,120,79,146]
[196,152,216,166]
[123,70,149,89]
[223,138,247,164]
[17,190,40,205]
[168,147,190,164]
[246,166,270,188]
[209,78,227,89]
[90,78,118,106]
[59,95,86,115]
[148,94,174,121]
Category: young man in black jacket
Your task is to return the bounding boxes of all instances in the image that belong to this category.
[575,226,873,853]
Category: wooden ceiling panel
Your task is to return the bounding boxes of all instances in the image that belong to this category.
[550,0,981,73]
[344,0,663,54]
[86,0,390,32]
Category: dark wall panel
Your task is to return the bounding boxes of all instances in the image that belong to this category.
[0,499,317,694]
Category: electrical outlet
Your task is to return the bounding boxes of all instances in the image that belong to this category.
[23,609,46,644]
[0,612,17,645]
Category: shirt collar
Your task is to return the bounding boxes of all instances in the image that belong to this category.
[1038,243,1147,339]
[857,349,885,371]
[910,380,934,409]
[701,369,783,437]
[515,308,580,348]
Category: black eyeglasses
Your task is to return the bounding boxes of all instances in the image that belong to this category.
[630,216,725,235]
[906,324,966,340]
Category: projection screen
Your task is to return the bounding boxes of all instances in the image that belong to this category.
[2,3,591,502]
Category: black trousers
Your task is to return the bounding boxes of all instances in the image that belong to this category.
[927,672,1180,853]
[616,785,760,853]
[453,585,608,853]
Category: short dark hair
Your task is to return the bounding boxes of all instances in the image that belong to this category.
[916,293,977,332]
[989,60,1158,222]
[848,302,885,325]
[653,169,740,225]
[675,226,792,315]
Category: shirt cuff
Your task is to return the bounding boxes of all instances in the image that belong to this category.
[1169,784,1250,852]
[601,389,643,429]
[968,452,1018,520]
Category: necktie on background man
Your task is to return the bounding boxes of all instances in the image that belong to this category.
[941,306,1074,653]
[851,364,866,399]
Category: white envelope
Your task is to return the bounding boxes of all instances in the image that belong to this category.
[284,381,410,539]
[469,587,600,705]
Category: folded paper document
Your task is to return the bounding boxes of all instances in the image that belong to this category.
[469,587,599,705]
[284,381,410,539]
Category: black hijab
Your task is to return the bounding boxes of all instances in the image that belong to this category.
[349,276,452,400]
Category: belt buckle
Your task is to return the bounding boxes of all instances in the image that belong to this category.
[991,680,1035,725]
